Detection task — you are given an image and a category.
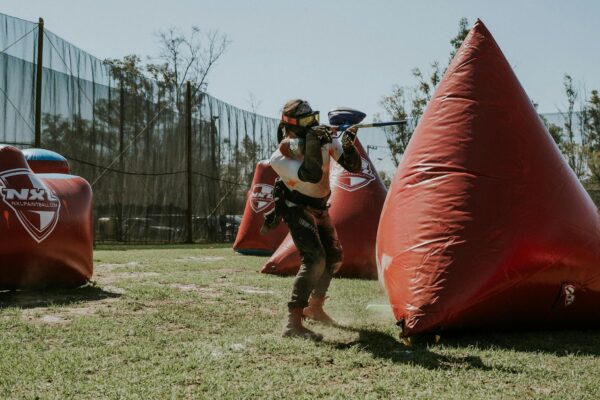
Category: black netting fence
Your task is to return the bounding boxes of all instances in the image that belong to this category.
[0,13,278,243]
[1,13,598,243]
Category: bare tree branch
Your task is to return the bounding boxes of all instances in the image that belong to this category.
[148,27,231,111]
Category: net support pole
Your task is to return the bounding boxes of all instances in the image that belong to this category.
[116,77,125,242]
[186,81,193,244]
[34,18,44,147]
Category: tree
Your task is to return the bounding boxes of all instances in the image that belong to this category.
[583,89,600,191]
[558,74,588,179]
[146,27,230,112]
[379,18,469,166]
[539,76,599,206]
[378,170,392,188]
[449,17,470,62]
[538,112,564,147]
[246,92,263,170]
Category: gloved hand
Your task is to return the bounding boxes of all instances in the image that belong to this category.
[341,126,358,149]
[308,125,333,145]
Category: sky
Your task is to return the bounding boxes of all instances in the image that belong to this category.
[2,0,600,121]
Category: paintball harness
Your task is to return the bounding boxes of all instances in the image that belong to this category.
[260,180,329,234]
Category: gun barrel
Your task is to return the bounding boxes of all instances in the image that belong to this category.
[330,120,406,132]
[356,121,407,129]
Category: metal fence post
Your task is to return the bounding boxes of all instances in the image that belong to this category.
[186,81,193,244]
[34,17,44,147]
[116,77,125,242]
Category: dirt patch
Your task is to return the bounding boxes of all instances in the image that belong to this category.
[95,272,160,285]
[95,261,140,272]
[114,272,159,279]
[37,315,70,325]
[158,322,192,334]
[101,285,126,295]
[259,307,278,316]
[238,286,276,295]
[216,268,246,274]
[166,280,274,297]
[169,283,223,298]
[22,297,119,325]
[93,261,153,285]
[229,343,245,352]
[174,256,225,263]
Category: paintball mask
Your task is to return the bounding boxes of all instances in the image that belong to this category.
[281,111,320,128]
[281,99,320,137]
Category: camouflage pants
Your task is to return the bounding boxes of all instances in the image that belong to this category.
[284,205,343,309]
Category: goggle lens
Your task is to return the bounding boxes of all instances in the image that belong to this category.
[282,111,320,127]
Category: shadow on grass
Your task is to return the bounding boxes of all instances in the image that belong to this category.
[441,329,600,357]
[325,325,510,371]
[327,324,600,370]
[0,285,121,309]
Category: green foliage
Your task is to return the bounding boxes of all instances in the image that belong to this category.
[449,17,470,62]
[583,89,600,185]
[380,18,469,166]
[559,74,588,179]
[378,170,392,187]
[378,85,413,167]
[539,112,564,146]
[539,76,600,202]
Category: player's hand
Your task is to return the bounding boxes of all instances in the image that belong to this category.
[341,126,358,149]
[308,125,333,145]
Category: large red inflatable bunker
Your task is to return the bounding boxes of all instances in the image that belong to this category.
[0,146,93,288]
[376,20,600,337]
[233,160,288,255]
[262,141,386,279]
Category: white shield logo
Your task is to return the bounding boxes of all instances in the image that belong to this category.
[249,183,274,213]
[0,168,61,243]
[332,157,376,192]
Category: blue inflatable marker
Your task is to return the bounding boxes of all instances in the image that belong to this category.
[22,148,70,174]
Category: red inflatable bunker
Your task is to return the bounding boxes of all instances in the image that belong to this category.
[376,20,600,337]
[262,141,386,279]
[233,160,288,255]
[0,146,93,288]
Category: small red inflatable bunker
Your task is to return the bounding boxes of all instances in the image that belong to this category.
[22,148,71,174]
[376,20,600,337]
[0,146,93,288]
[233,160,288,255]
[262,141,386,279]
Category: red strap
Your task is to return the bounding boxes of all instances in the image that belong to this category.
[281,115,298,126]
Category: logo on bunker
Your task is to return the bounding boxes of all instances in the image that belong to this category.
[250,183,274,213]
[0,168,60,243]
[332,157,376,192]
[563,284,576,307]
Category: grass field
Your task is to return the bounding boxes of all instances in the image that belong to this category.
[1,245,599,399]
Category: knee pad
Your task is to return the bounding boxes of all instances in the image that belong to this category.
[326,243,343,273]
[302,247,326,278]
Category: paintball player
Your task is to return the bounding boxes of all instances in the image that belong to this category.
[265,99,361,340]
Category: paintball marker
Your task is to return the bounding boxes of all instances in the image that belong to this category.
[279,107,406,159]
[326,107,406,134]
